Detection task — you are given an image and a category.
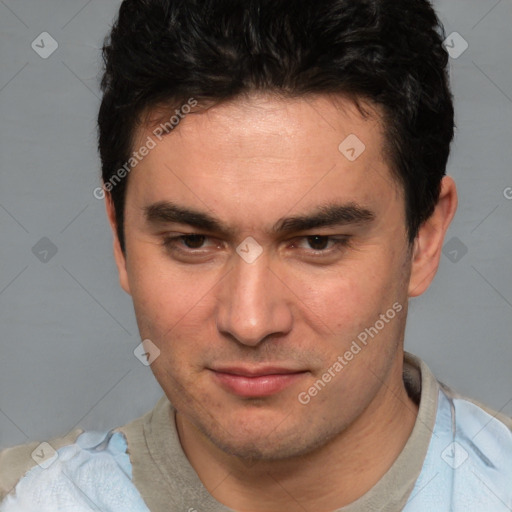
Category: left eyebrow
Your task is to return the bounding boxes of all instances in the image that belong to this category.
[272,202,375,234]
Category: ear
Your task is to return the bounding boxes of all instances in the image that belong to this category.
[105,192,131,295]
[408,176,458,297]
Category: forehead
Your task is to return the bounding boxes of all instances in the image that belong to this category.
[128,93,401,226]
[138,93,385,160]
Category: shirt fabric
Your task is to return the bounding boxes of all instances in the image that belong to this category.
[1,352,511,511]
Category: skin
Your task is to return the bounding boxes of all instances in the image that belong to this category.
[106,93,457,511]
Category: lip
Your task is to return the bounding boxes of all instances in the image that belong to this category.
[210,366,308,397]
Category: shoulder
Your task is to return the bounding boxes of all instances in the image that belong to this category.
[439,384,512,505]
[0,428,83,501]
[440,382,512,433]
[0,429,150,512]
[407,352,512,435]
[434,382,512,481]
[0,397,165,510]
[404,376,512,510]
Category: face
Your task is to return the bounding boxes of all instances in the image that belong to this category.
[112,94,417,460]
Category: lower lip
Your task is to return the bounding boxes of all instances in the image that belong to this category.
[212,371,306,398]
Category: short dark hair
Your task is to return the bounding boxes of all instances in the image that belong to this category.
[98,0,454,253]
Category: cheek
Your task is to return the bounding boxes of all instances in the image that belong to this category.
[283,255,397,334]
[125,256,223,393]
[125,245,218,334]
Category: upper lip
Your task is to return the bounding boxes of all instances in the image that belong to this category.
[211,366,307,377]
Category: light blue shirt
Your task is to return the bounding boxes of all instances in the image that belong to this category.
[403,389,512,511]
[1,387,511,511]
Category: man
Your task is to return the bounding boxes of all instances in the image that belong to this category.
[1,0,511,510]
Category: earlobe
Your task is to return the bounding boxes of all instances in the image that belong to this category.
[408,176,458,297]
[104,192,131,295]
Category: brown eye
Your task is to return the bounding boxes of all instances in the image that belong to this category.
[181,234,207,249]
[162,233,219,255]
[306,235,330,251]
[291,235,351,260]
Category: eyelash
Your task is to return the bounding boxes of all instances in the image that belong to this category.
[161,234,352,258]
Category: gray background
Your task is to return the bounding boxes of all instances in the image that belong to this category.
[0,0,511,450]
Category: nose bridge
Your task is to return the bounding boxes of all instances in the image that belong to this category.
[216,250,292,346]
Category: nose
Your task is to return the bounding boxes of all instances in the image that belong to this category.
[215,249,293,347]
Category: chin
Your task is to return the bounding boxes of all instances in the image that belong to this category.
[210,435,310,461]
[198,414,339,462]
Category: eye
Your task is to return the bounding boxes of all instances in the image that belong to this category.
[177,234,207,249]
[162,234,214,252]
[294,235,350,253]
[305,235,330,251]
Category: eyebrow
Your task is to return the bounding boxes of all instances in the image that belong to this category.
[143,201,375,236]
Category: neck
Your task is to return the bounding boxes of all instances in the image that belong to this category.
[176,356,419,512]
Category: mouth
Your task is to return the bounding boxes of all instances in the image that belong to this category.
[210,366,308,398]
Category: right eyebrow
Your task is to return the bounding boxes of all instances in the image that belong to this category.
[144,201,235,236]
